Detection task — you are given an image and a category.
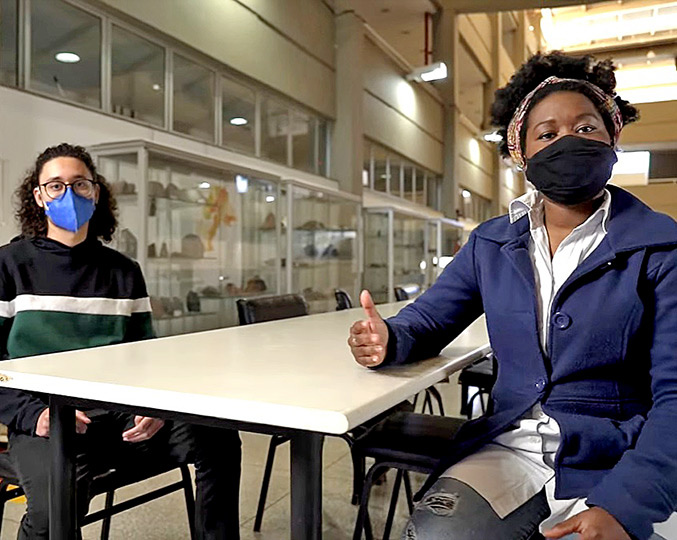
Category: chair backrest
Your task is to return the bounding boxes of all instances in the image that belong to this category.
[393,287,409,302]
[236,294,309,325]
[334,289,353,311]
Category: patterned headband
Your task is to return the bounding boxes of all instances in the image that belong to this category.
[506,75,624,169]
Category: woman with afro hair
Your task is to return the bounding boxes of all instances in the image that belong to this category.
[348,52,677,540]
[0,144,242,539]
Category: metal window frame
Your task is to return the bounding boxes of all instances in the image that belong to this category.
[12,0,333,179]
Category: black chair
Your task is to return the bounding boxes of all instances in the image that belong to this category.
[393,286,409,302]
[458,354,497,419]
[335,288,354,310]
[0,448,195,539]
[236,294,413,531]
[351,411,466,540]
[236,293,309,325]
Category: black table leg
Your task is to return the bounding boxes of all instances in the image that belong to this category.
[49,396,77,540]
[290,432,324,540]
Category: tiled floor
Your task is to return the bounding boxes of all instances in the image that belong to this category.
[0,376,465,540]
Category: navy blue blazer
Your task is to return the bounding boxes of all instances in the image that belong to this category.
[383,186,677,539]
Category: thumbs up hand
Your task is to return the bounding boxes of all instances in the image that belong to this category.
[348,290,389,367]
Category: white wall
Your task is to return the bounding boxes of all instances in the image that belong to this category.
[0,87,338,245]
[98,0,336,118]
[362,38,445,174]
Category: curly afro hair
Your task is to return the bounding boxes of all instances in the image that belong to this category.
[490,51,640,158]
[15,143,118,242]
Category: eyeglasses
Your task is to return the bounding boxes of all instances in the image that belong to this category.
[39,179,97,199]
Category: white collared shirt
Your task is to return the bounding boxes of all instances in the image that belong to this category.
[443,189,611,530]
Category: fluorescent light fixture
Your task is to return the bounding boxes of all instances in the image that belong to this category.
[613,151,650,176]
[235,174,249,194]
[432,256,439,265]
[265,195,275,203]
[419,260,427,271]
[55,52,80,63]
[230,117,248,126]
[152,83,161,91]
[439,256,453,269]
[462,189,472,199]
[198,182,211,189]
[407,61,448,83]
[483,131,504,143]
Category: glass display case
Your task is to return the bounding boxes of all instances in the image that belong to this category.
[287,184,361,313]
[364,209,464,304]
[93,141,284,337]
[92,141,361,335]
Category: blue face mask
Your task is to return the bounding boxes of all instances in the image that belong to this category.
[44,187,96,233]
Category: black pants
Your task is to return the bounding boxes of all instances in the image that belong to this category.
[9,410,241,540]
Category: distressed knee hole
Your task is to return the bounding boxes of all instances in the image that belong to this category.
[420,490,459,517]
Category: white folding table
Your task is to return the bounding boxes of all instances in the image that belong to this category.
[0,303,489,539]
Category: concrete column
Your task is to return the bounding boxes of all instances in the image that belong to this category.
[488,13,502,215]
[331,11,364,196]
[433,7,460,219]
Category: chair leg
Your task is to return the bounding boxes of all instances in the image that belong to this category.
[179,464,196,540]
[460,381,469,417]
[382,469,403,540]
[422,391,433,415]
[350,450,365,505]
[402,471,415,514]
[352,462,389,540]
[427,386,445,416]
[0,482,8,535]
[253,435,287,532]
[100,490,115,540]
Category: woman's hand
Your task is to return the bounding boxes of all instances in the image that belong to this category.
[35,407,91,437]
[543,507,631,540]
[122,416,165,443]
[348,290,389,368]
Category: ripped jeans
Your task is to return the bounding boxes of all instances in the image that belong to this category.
[402,477,667,540]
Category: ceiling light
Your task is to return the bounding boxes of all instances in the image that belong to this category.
[198,182,211,189]
[462,189,472,199]
[55,52,80,63]
[229,117,248,126]
[529,25,535,31]
[407,62,448,83]
[152,83,161,91]
[483,130,503,143]
[235,174,248,194]
[265,195,275,203]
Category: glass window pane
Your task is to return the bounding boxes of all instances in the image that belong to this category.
[221,76,255,154]
[415,169,426,205]
[261,96,289,165]
[427,176,438,209]
[111,25,164,127]
[0,0,18,86]
[373,145,388,192]
[390,156,402,197]
[317,118,328,176]
[30,0,101,108]
[362,140,372,188]
[403,163,414,201]
[364,211,389,304]
[173,53,214,141]
[291,110,314,173]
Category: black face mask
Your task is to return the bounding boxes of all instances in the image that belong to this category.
[525,135,618,206]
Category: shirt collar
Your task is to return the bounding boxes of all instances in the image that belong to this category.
[508,189,612,234]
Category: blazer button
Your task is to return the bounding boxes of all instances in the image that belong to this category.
[553,312,572,330]
[535,378,547,392]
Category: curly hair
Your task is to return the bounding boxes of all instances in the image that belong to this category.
[490,51,640,158]
[15,143,118,242]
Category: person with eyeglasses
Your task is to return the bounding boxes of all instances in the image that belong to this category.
[0,143,241,540]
